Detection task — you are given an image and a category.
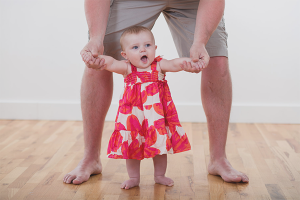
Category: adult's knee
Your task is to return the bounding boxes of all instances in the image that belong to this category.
[208,56,229,78]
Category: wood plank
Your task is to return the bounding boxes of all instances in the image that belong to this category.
[0,167,28,200]
[0,121,299,199]
[8,165,42,188]
[265,184,286,200]
[207,175,225,200]
[237,148,271,200]
[10,183,38,200]
[265,159,300,200]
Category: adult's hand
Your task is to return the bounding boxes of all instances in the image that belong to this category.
[181,43,210,73]
[80,39,105,70]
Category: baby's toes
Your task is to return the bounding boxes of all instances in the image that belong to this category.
[155,176,174,187]
[120,182,126,189]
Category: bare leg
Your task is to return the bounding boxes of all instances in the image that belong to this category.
[63,67,113,184]
[201,57,249,183]
[121,159,141,189]
[153,154,174,186]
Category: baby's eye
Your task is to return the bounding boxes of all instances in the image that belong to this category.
[146,44,151,47]
[132,46,138,49]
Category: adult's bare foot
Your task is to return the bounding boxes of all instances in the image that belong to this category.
[208,157,249,183]
[63,158,102,184]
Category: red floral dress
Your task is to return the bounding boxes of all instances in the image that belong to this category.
[107,56,191,160]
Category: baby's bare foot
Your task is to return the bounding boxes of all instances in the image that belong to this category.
[120,178,140,190]
[154,175,174,186]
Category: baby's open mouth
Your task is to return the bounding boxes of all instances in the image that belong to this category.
[141,55,148,63]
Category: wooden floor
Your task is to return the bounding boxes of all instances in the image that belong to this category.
[0,120,299,200]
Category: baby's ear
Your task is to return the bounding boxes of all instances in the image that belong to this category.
[121,51,127,59]
[155,45,157,50]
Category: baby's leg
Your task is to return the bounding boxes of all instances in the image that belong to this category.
[121,159,141,189]
[153,154,174,186]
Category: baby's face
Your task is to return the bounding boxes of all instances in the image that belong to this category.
[121,31,157,69]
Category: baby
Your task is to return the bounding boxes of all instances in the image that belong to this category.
[82,26,205,189]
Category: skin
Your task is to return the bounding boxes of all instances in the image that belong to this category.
[181,0,249,183]
[82,31,204,74]
[63,0,110,185]
[63,0,249,185]
[121,155,174,190]
[82,32,202,189]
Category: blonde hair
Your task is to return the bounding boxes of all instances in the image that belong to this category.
[120,26,155,50]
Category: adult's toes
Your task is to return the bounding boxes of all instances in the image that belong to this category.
[232,175,242,182]
[72,176,86,185]
[224,175,241,183]
[241,174,249,183]
[63,175,68,182]
[63,174,71,183]
[72,179,83,185]
[66,175,76,184]
[168,182,174,187]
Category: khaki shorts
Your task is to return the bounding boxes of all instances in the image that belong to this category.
[101,0,228,59]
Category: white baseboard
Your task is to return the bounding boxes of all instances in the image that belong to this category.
[0,102,299,124]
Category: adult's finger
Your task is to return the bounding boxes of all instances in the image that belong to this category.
[191,53,199,63]
[91,47,98,58]
[83,55,88,63]
[203,55,210,68]
[199,59,205,69]
[191,62,202,73]
[83,53,90,63]
[186,61,196,73]
[194,61,201,71]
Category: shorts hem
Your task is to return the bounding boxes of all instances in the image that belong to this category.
[206,47,228,58]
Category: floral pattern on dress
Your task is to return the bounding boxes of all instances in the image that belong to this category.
[107,56,191,160]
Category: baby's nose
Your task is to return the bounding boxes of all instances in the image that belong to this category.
[140,47,146,52]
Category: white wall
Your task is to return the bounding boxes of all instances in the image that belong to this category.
[0,0,299,123]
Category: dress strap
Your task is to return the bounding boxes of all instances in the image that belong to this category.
[151,56,162,71]
[131,63,137,72]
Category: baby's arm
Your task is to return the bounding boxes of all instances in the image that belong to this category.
[98,55,128,75]
[82,51,128,75]
[159,58,205,73]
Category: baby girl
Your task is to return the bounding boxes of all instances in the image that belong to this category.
[82,26,205,189]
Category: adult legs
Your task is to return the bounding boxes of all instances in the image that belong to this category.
[64,0,168,185]
[201,56,248,182]
[63,67,113,184]
[163,0,248,182]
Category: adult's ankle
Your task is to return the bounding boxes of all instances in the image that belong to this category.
[209,155,227,164]
[82,153,101,162]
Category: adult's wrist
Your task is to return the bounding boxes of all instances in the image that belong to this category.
[89,35,104,43]
[191,42,206,48]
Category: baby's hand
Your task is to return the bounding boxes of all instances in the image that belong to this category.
[181,58,205,73]
[81,51,96,64]
[81,51,106,70]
